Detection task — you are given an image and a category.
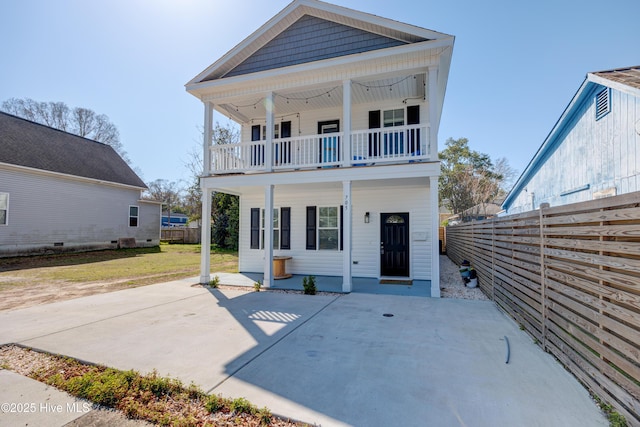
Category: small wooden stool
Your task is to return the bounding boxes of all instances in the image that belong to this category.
[273,256,292,279]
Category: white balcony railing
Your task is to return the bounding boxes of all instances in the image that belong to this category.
[209,124,430,174]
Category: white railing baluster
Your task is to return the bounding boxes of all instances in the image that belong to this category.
[207,125,429,174]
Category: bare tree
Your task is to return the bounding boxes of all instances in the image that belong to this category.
[1,97,128,163]
[183,122,240,222]
[494,157,518,195]
[144,180,183,226]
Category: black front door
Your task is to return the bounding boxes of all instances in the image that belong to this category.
[380,213,410,277]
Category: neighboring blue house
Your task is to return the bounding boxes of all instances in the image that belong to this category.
[161,212,189,227]
[503,66,640,214]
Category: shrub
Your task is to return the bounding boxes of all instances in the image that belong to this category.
[257,406,273,425]
[230,397,256,415]
[209,275,220,288]
[254,280,262,292]
[64,368,131,407]
[302,275,316,295]
[137,370,183,398]
[205,394,224,413]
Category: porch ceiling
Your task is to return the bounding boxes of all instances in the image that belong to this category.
[216,73,426,124]
[206,163,437,196]
[211,178,431,198]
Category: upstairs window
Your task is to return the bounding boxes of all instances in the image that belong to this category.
[595,88,610,120]
[129,205,139,227]
[0,193,8,225]
[383,109,405,127]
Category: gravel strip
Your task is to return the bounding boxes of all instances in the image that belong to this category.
[439,255,489,300]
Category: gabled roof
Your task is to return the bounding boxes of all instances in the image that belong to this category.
[502,65,640,211]
[590,66,640,97]
[0,112,146,189]
[187,0,452,85]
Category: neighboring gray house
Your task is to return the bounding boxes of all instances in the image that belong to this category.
[0,112,160,257]
[503,66,640,214]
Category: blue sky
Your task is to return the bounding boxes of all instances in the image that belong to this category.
[1,0,638,187]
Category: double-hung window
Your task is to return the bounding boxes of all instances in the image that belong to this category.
[306,205,342,251]
[129,205,139,227]
[0,193,8,225]
[250,207,290,250]
[261,208,280,249]
[383,109,405,127]
[318,207,339,250]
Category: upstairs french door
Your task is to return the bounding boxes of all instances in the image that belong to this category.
[318,120,340,164]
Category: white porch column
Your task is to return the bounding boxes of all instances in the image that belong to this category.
[199,101,214,284]
[427,67,438,156]
[199,187,212,284]
[429,175,440,297]
[342,79,352,167]
[342,180,352,292]
[265,92,274,172]
[263,184,274,288]
[203,101,213,175]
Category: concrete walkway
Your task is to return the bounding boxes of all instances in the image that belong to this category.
[0,278,607,426]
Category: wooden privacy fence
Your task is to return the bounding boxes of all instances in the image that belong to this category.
[446,191,640,425]
[160,228,201,244]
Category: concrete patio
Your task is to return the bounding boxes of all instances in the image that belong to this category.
[0,277,607,426]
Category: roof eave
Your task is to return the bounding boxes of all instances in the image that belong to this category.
[186,37,454,100]
[0,161,147,191]
[502,77,593,210]
[587,72,640,98]
[185,0,453,87]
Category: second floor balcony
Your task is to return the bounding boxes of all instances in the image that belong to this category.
[208,124,431,175]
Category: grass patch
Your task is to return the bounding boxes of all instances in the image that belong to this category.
[3,346,296,426]
[0,244,237,289]
[592,394,628,427]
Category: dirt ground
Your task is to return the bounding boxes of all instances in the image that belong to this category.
[0,276,173,312]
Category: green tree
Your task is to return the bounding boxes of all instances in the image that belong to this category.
[212,192,239,250]
[439,137,503,216]
[185,122,240,248]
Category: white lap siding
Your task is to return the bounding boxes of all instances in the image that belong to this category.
[238,182,432,280]
[0,167,159,256]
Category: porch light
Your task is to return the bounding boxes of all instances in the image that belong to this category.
[364,212,370,223]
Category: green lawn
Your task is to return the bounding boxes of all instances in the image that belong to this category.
[0,244,238,290]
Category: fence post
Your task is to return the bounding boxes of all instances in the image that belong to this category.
[539,203,549,351]
[491,220,495,301]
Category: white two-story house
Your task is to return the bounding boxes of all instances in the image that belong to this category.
[186,0,454,296]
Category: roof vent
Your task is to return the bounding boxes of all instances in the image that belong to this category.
[595,88,610,120]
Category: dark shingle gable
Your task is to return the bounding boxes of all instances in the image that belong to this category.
[224,15,410,78]
[0,112,146,188]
